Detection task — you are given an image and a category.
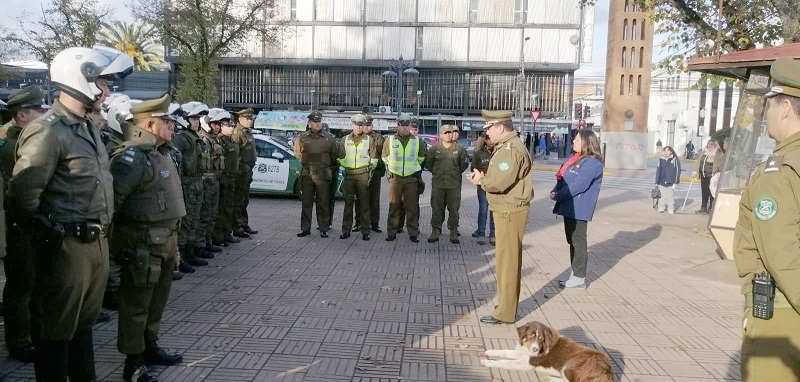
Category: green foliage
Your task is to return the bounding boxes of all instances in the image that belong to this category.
[174,56,220,105]
[711,127,732,144]
[132,0,284,104]
[99,21,164,71]
[4,0,111,64]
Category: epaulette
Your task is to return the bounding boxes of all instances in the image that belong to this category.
[765,154,783,173]
[44,113,61,126]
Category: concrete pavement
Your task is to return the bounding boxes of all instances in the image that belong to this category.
[0,174,742,381]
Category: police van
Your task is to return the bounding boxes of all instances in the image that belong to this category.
[250,134,344,197]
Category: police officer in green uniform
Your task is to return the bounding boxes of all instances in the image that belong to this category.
[425,124,469,244]
[353,114,385,233]
[397,117,423,232]
[338,114,377,240]
[472,136,496,245]
[198,109,227,257]
[213,116,241,245]
[231,108,259,237]
[384,114,427,242]
[734,57,800,381]
[295,111,338,238]
[9,45,132,381]
[467,110,532,325]
[110,94,186,381]
[172,102,210,273]
[0,86,49,363]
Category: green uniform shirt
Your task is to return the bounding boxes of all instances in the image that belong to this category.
[425,141,469,189]
[295,129,338,169]
[481,132,532,213]
[734,131,800,313]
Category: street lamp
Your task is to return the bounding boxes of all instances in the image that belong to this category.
[698,108,706,137]
[529,93,539,160]
[416,89,422,116]
[382,56,419,116]
[310,89,316,111]
[518,37,531,132]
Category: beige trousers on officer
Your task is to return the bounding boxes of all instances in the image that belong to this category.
[741,307,800,381]
[490,209,529,323]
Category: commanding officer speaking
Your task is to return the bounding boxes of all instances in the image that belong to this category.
[0,85,49,363]
[734,57,800,381]
[384,114,427,242]
[110,94,186,381]
[338,114,377,240]
[425,124,469,244]
[231,108,259,237]
[467,110,532,325]
[9,45,133,381]
[354,113,385,233]
[295,111,338,238]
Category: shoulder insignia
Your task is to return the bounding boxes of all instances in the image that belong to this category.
[755,194,778,221]
[505,142,512,150]
[764,154,783,173]
[123,148,137,163]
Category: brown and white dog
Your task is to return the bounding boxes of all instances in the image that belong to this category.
[481,321,613,382]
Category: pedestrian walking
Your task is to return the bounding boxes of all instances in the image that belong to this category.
[550,130,604,290]
[693,139,718,214]
[654,146,681,214]
[466,110,532,324]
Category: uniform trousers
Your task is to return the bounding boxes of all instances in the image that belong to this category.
[564,218,589,278]
[387,176,420,237]
[3,220,35,349]
[342,171,370,235]
[430,187,461,235]
[213,173,237,242]
[32,235,109,381]
[199,175,220,246]
[490,209,528,323]
[115,227,177,355]
[178,177,203,248]
[355,172,382,227]
[741,306,800,381]
[301,171,331,232]
[234,165,254,230]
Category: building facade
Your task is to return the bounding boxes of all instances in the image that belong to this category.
[181,0,594,128]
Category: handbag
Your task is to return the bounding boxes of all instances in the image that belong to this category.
[651,186,661,209]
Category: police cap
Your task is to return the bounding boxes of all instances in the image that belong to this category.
[481,109,513,129]
[766,58,800,98]
[236,108,255,118]
[351,114,367,124]
[364,114,374,123]
[307,110,323,122]
[397,114,412,125]
[440,124,458,133]
[130,94,175,121]
[6,86,50,112]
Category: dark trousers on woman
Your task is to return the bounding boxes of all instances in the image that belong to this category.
[564,218,588,278]
[700,176,714,211]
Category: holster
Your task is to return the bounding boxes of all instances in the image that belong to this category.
[123,227,169,288]
[31,215,65,254]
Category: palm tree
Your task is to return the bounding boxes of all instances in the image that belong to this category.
[100,21,164,71]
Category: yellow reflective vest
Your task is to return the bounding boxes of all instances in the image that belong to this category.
[339,135,373,169]
[385,136,423,176]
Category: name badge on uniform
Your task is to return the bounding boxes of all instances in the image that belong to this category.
[160,170,171,178]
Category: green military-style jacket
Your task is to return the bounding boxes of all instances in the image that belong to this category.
[734,131,800,313]
[295,129,338,170]
[0,125,22,189]
[481,132,532,213]
[232,124,256,170]
[425,141,469,189]
[472,137,492,173]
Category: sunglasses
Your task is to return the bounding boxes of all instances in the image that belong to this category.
[399,122,411,126]
[442,131,455,134]
[354,122,367,126]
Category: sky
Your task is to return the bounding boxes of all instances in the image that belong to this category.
[4,0,622,84]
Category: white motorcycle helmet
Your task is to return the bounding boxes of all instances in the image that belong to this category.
[101,93,131,119]
[168,102,186,129]
[50,45,134,108]
[203,108,229,131]
[107,100,134,135]
[181,101,208,129]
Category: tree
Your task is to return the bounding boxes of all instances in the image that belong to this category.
[578,0,798,74]
[4,0,111,64]
[99,21,164,71]
[0,37,22,83]
[132,0,284,105]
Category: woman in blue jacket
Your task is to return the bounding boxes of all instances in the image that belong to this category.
[654,146,681,214]
[550,130,604,289]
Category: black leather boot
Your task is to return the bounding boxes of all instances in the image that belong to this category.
[224,233,240,244]
[67,327,96,382]
[34,339,69,381]
[195,246,214,259]
[143,343,183,366]
[205,243,223,253]
[184,245,207,267]
[124,354,158,382]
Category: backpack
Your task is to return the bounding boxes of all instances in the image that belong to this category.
[651,186,661,209]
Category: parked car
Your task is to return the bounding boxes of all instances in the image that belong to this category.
[251,134,343,197]
[418,134,438,146]
[457,138,476,160]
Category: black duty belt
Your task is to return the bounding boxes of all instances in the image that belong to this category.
[345,167,370,175]
[62,222,108,242]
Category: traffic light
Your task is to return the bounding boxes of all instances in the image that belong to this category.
[585,105,591,117]
[574,103,583,119]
